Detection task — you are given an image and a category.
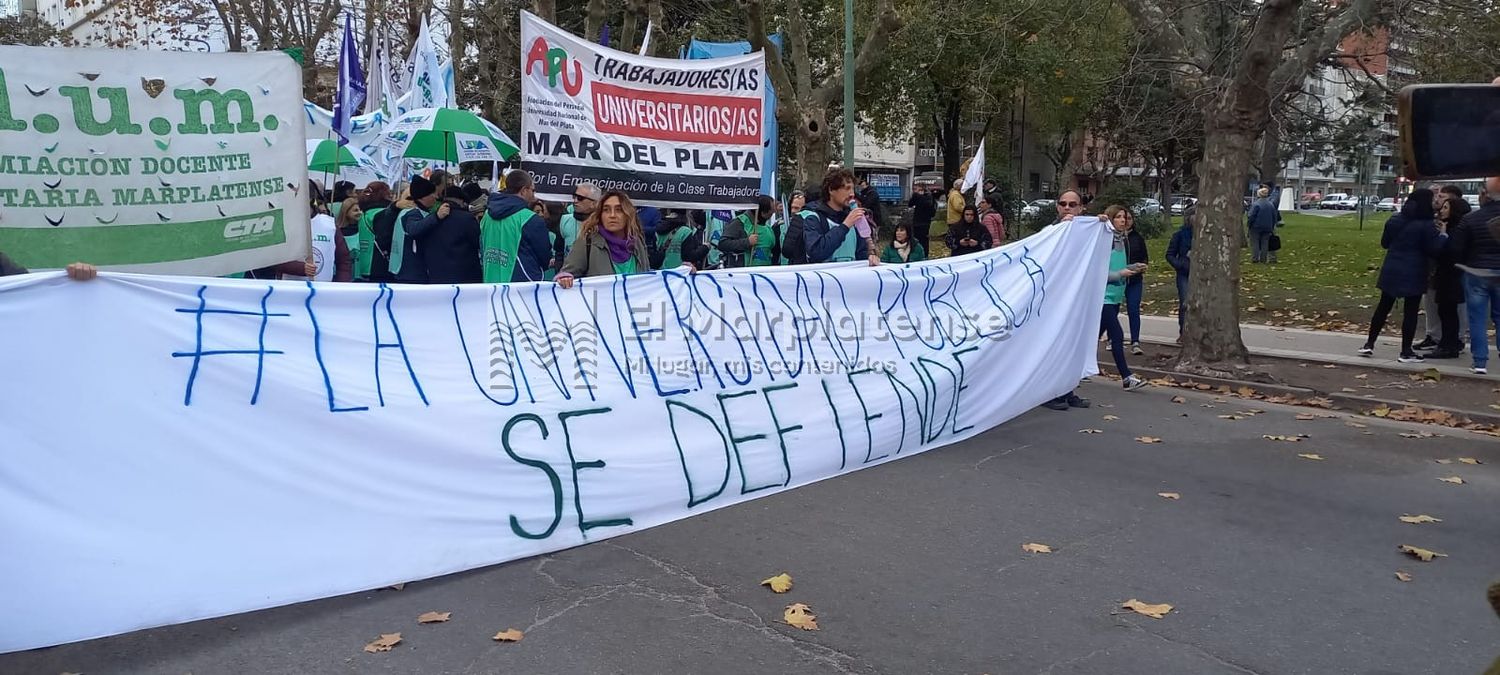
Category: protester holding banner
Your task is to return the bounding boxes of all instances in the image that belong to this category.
[652,210,710,272]
[557,191,652,288]
[880,223,927,264]
[803,170,879,266]
[355,182,394,281]
[720,196,778,268]
[482,170,554,283]
[0,255,97,281]
[1043,190,1094,412]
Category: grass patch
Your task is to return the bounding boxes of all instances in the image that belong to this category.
[1140,212,1385,332]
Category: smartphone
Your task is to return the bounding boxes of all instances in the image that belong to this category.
[1398,84,1500,180]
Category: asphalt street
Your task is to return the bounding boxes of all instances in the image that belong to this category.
[4,382,1498,675]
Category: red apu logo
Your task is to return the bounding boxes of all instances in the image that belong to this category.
[525,37,584,96]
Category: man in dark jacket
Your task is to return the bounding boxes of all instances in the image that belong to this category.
[1449,175,1500,374]
[907,185,936,246]
[652,209,710,270]
[857,177,885,231]
[1165,206,1195,336]
[1247,187,1280,263]
[483,169,553,283]
[803,169,876,265]
[399,177,483,284]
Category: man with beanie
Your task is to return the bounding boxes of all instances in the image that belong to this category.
[483,170,554,283]
[407,183,483,284]
[393,175,440,283]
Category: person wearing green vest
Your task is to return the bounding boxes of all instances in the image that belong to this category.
[559,182,599,258]
[651,210,710,271]
[480,169,554,283]
[880,223,927,263]
[393,176,440,283]
[802,169,879,266]
[719,196,778,268]
[354,182,393,281]
[556,190,652,289]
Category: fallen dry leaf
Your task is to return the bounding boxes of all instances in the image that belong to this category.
[491,628,525,642]
[761,573,793,594]
[1437,476,1466,484]
[1322,364,1338,369]
[1458,457,1482,465]
[1157,492,1181,500]
[1218,414,1245,421]
[1170,396,1187,404]
[1297,453,1325,461]
[1422,368,1442,381]
[1398,544,1448,562]
[1434,458,1454,464]
[1103,415,1120,421]
[1195,384,1213,391]
[363,633,402,653]
[1398,514,1442,524]
[389,583,405,591]
[1395,570,1413,582]
[1121,598,1173,619]
[1346,421,1369,429]
[1399,432,1437,439]
[1371,406,1391,418]
[783,603,819,631]
[1355,374,1370,380]
[1022,543,1054,554]
[417,611,451,624]
[1263,435,1306,442]
[1236,386,1256,397]
[1136,436,1162,444]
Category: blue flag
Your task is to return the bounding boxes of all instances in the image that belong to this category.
[332,14,366,147]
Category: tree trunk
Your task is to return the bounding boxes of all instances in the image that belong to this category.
[938,99,961,191]
[1259,120,1282,184]
[532,0,555,23]
[449,0,466,105]
[620,0,643,53]
[585,0,607,43]
[795,107,830,188]
[646,0,664,56]
[1179,119,1253,373]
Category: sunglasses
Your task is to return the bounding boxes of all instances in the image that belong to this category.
[1058,201,1080,207]
[573,193,591,200]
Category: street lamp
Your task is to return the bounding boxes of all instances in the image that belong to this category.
[842,0,854,170]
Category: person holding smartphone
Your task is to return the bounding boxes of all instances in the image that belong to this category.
[1101,205,1149,391]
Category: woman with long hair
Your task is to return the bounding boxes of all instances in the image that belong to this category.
[880,223,927,263]
[1101,205,1148,391]
[1427,193,1473,358]
[556,190,652,289]
[1359,188,1446,362]
[945,205,992,256]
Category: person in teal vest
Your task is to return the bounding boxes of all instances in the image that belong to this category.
[802,169,878,266]
[1100,204,1148,392]
[556,190,652,289]
[651,210,710,271]
[719,196,778,268]
[393,176,440,283]
[559,182,599,258]
[775,189,809,265]
[354,182,393,281]
[480,169,554,283]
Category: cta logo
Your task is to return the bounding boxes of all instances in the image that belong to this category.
[224,215,275,240]
[524,37,584,96]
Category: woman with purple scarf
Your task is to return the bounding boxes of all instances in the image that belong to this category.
[556,190,653,289]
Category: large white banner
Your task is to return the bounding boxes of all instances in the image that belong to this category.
[520,11,765,209]
[0,47,309,275]
[0,221,1108,654]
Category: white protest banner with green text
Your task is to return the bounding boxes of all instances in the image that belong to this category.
[0,47,309,274]
[0,220,1110,653]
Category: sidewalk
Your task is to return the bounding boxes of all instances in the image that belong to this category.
[1134,315,1487,380]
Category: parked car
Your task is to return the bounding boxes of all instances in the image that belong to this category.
[1135,197,1163,216]
[1376,197,1397,212]
[1319,193,1351,210]
[1021,199,1055,218]
[1169,196,1196,215]
[1298,192,1323,209]
[1341,196,1367,210]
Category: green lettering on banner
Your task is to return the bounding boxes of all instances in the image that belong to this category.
[558,408,633,537]
[0,68,29,132]
[57,86,142,136]
[665,399,730,508]
[949,346,980,435]
[759,383,801,485]
[501,414,563,540]
[174,88,260,134]
[0,209,285,268]
[846,369,886,464]
[821,380,850,470]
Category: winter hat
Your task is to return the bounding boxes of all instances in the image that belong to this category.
[409,176,437,201]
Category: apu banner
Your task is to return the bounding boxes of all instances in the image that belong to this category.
[0,220,1108,653]
[520,11,765,209]
[0,47,309,275]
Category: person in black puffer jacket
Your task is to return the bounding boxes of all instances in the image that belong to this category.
[1359,189,1446,362]
[1426,191,1472,359]
[1449,176,1500,374]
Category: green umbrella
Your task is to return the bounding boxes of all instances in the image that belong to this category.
[305,139,384,184]
[375,107,519,164]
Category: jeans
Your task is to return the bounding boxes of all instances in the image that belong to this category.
[1124,276,1144,343]
[1463,273,1500,367]
[1099,303,1131,378]
[1250,230,1276,262]
[1175,274,1189,331]
[1366,292,1423,354]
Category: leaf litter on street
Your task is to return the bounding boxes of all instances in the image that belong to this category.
[1297,453,1325,461]
[1395,571,1413,582]
[1158,492,1181,500]
[363,633,402,653]
[1022,543,1054,554]
[782,603,819,631]
[761,573,793,593]
[417,611,450,624]
[1437,476,1466,485]
[1136,436,1162,444]
[491,628,525,642]
[1398,514,1442,524]
[1398,545,1447,562]
[1121,599,1173,619]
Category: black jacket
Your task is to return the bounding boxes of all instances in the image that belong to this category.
[650,214,710,270]
[907,191,936,227]
[1166,226,1193,275]
[0,251,27,276]
[803,200,869,263]
[858,185,885,230]
[368,204,404,283]
[401,198,483,284]
[1377,214,1444,297]
[1450,201,1500,271]
[1125,229,1149,266]
[1434,201,1473,304]
[945,220,993,256]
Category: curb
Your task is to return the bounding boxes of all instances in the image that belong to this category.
[1106,363,1500,430]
